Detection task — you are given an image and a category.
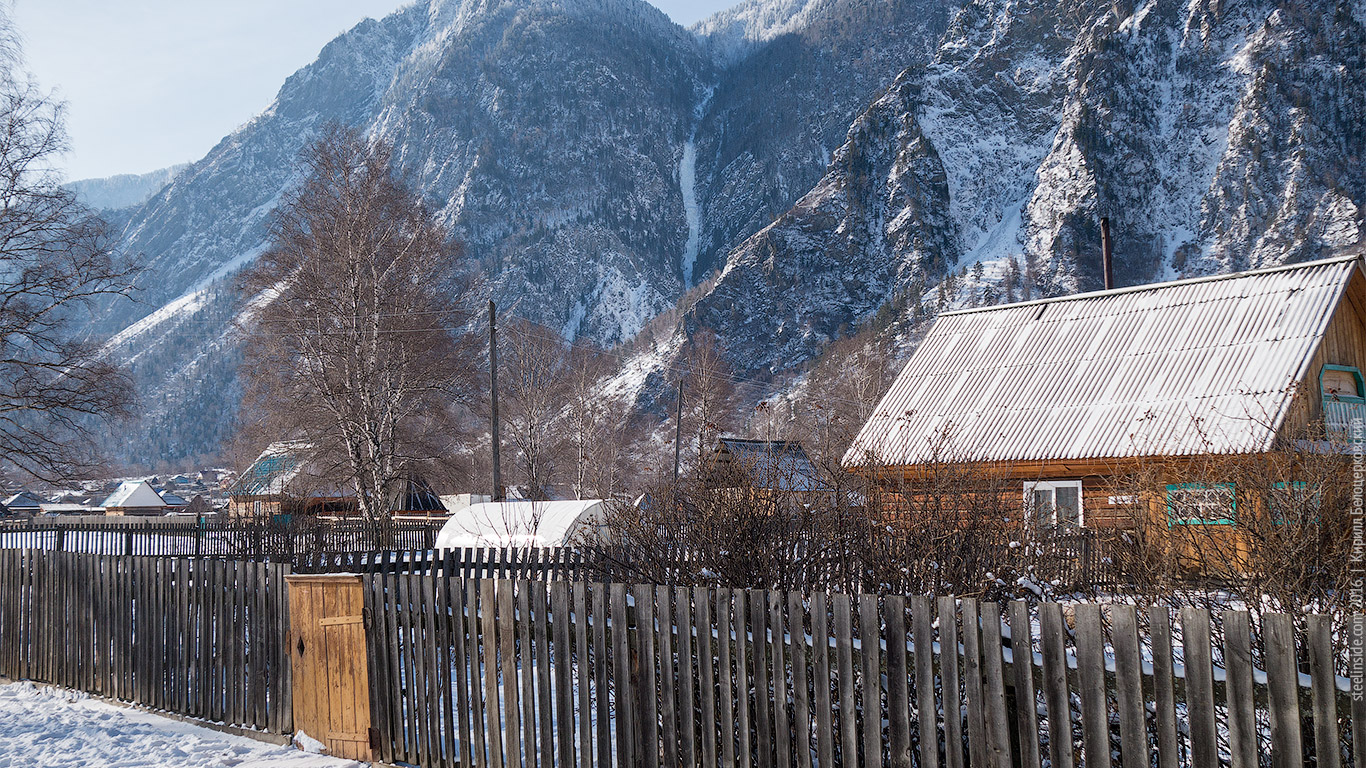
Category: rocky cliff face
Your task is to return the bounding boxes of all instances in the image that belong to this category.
[90,0,1365,466]
[660,0,1364,390]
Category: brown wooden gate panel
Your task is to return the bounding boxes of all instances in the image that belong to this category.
[286,574,374,761]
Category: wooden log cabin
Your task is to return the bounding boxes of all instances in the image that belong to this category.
[844,255,1365,564]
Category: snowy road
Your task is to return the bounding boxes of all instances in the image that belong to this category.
[0,682,364,767]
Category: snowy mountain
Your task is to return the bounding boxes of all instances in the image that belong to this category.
[652,0,1365,385]
[89,0,1365,466]
[65,164,189,211]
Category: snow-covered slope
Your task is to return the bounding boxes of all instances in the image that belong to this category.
[65,164,189,211]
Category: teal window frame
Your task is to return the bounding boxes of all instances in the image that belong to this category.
[1269,481,1320,525]
[1321,364,1366,402]
[1166,482,1236,526]
[1321,364,1366,443]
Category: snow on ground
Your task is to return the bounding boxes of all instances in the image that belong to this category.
[0,682,363,768]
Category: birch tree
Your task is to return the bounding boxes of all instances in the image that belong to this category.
[239,125,477,519]
[0,19,135,481]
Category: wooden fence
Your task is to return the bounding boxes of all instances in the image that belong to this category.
[0,517,445,559]
[1,548,1360,767]
[367,572,1363,768]
[0,549,293,735]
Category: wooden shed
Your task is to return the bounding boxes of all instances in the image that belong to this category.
[845,255,1365,556]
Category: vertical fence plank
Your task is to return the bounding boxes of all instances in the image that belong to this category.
[939,596,965,768]
[718,589,737,768]
[1039,602,1073,768]
[912,597,939,768]
[516,583,537,768]
[1181,607,1218,768]
[1110,605,1148,768]
[534,581,554,768]
[499,580,523,768]
[677,587,698,768]
[812,591,834,768]
[752,591,772,768]
[696,586,718,768]
[594,584,611,768]
[638,584,660,768]
[658,586,679,768]
[960,598,986,768]
[1308,614,1341,768]
[788,591,813,768]
[978,602,1012,768]
[1007,601,1039,768]
[859,594,883,768]
[480,579,504,768]
[1149,605,1178,768]
[884,595,910,768]
[834,593,857,768]
[770,592,792,768]
[734,589,753,768]
[575,582,592,768]
[552,582,575,768]
[1074,604,1111,768]
[611,583,633,768]
[1265,612,1303,768]
[1223,610,1257,768]
[369,574,395,765]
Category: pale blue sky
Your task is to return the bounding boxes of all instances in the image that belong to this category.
[14,0,735,181]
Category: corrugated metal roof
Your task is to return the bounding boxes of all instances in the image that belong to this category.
[231,441,308,496]
[844,256,1361,466]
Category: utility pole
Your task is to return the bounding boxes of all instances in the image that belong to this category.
[672,377,684,486]
[489,299,503,501]
[1100,217,1115,290]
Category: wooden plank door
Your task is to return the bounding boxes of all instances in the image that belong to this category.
[286,574,374,761]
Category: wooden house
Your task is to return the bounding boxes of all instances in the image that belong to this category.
[229,441,447,520]
[100,481,168,516]
[844,255,1365,555]
[227,442,354,520]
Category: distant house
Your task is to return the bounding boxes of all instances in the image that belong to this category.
[229,441,446,520]
[158,491,191,514]
[707,438,828,490]
[845,255,1365,560]
[228,442,350,519]
[2,491,45,516]
[100,481,168,516]
[390,476,448,518]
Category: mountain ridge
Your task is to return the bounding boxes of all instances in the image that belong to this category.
[84,0,1366,469]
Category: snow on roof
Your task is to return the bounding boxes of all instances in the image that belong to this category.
[845,255,1362,466]
[2,492,44,509]
[435,500,608,549]
[232,441,308,496]
[100,481,167,510]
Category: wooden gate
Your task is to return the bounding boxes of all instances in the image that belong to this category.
[286,574,374,761]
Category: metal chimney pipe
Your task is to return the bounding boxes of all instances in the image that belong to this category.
[1100,217,1114,290]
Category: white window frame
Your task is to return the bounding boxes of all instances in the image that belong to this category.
[1024,480,1084,528]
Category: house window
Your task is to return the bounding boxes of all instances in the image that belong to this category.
[1269,481,1319,525]
[1322,364,1366,441]
[1024,480,1083,528]
[1166,483,1236,525]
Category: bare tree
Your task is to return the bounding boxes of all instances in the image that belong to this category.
[499,317,571,499]
[562,344,628,499]
[238,124,478,520]
[0,21,135,481]
[677,328,736,467]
